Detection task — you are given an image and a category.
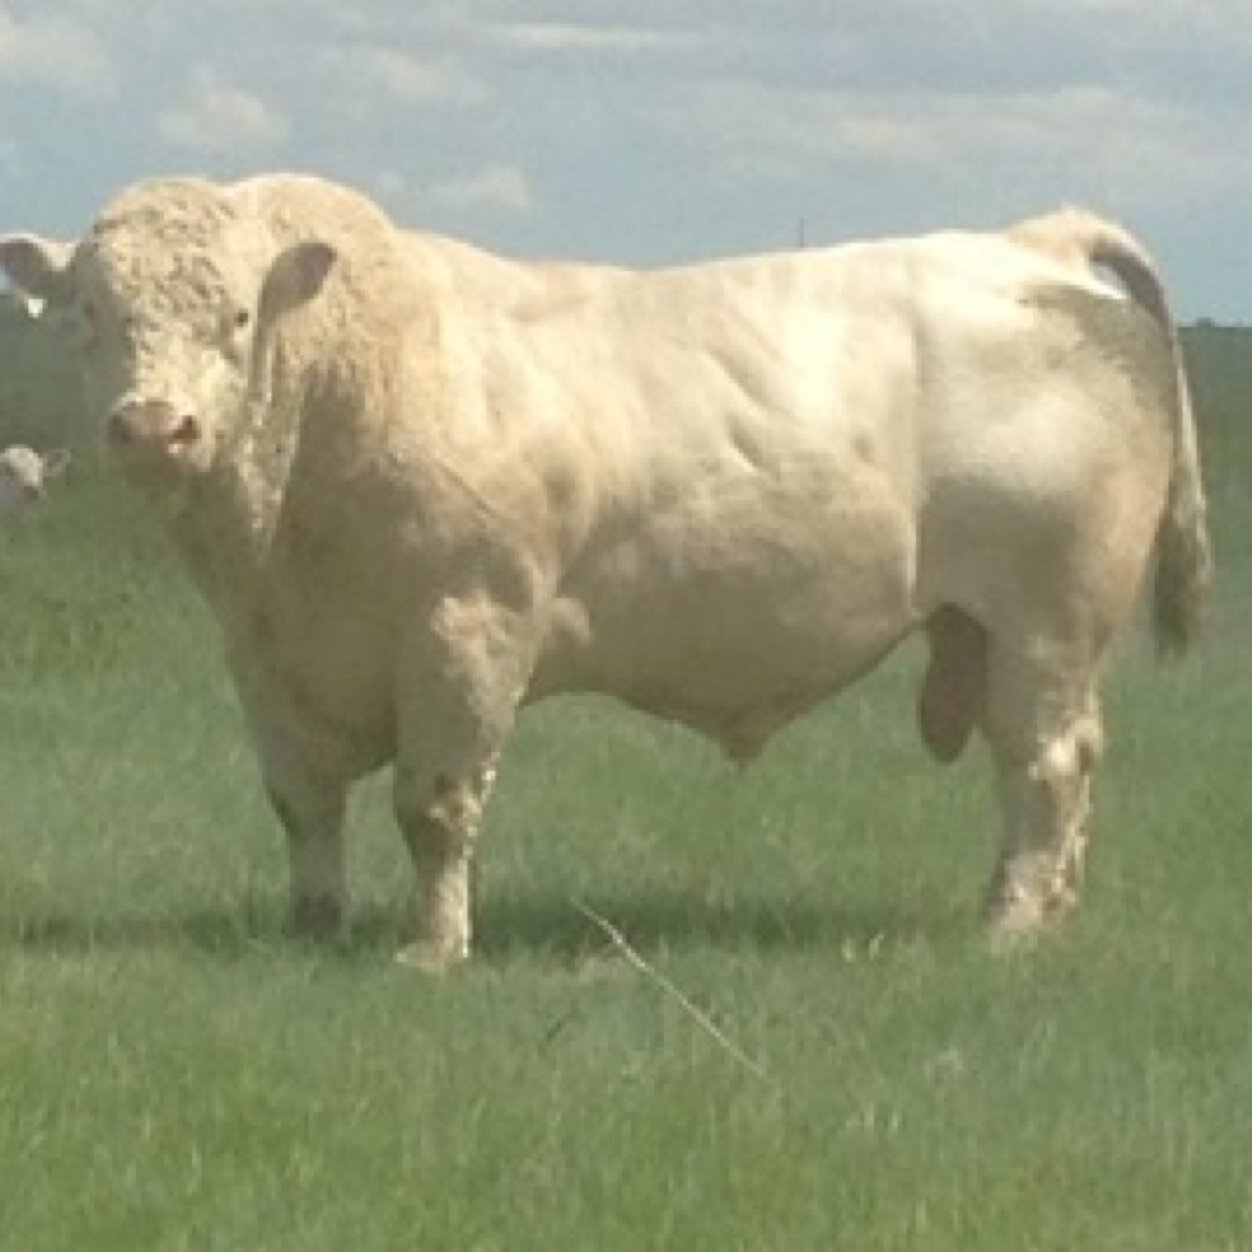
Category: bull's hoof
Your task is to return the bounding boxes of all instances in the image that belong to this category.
[985,884,1076,951]
[986,912,1043,954]
[289,894,344,939]
[394,937,469,974]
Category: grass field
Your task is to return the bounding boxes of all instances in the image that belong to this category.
[0,329,1249,1250]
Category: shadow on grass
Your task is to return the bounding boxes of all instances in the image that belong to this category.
[0,886,969,963]
[0,898,391,961]
[477,887,967,960]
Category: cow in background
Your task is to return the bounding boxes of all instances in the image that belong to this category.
[0,444,68,513]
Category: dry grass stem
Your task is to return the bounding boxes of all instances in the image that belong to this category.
[571,897,780,1092]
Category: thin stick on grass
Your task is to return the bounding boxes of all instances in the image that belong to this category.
[571,897,779,1092]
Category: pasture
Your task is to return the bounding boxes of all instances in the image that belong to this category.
[0,326,1249,1250]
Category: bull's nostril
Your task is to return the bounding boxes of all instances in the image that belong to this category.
[106,399,186,453]
[168,414,201,449]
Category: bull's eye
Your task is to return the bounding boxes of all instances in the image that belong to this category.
[233,307,251,332]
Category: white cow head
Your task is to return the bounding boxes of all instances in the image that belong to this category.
[0,179,336,492]
[0,445,69,514]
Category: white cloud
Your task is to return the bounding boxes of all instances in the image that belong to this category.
[665,79,1252,209]
[427,164,533,214]
[488,22,683,54]
[5,1,1252,317]
[373,170,408,201]
[0,4,113,96]
[327,46,486,106]
[158,68,288,155]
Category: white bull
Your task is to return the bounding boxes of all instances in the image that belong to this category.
[0,175,1211,968]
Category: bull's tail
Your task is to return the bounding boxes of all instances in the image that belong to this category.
[1012,209,1214,658]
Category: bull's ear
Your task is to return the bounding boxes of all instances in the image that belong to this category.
[259,241,336,324]
[0,234,76,303]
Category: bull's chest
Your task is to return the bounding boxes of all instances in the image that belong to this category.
[230,590,399,775]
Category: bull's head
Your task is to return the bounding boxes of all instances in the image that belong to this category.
[0,179,336,491]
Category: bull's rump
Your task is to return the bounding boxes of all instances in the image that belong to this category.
[908,275,1177,634]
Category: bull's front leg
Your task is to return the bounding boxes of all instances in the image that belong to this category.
[264,754,349,938]
[232,654,351,938]
[391,591,529,971]
[393,756,499,972]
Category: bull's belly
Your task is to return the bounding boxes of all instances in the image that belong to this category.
[615,619,909,762]
[541,535,917,761]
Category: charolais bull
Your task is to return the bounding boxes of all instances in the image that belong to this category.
[0,175,1210,967]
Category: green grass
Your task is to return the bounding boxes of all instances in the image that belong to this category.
[0,330,1250,1250]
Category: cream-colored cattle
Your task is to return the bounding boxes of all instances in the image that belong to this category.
[0,445,68,513]
[0,176,1210,968]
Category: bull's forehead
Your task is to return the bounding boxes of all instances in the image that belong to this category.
[80,180,261,328]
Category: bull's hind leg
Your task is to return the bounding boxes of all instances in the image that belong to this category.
[980,639,1104,939]
[919,606,988,763]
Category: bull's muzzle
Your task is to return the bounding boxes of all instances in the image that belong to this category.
[107,399,201,457]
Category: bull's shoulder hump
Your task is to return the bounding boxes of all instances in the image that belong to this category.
[398,229,627,323]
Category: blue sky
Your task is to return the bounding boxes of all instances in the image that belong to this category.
[1,1,1248,321]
